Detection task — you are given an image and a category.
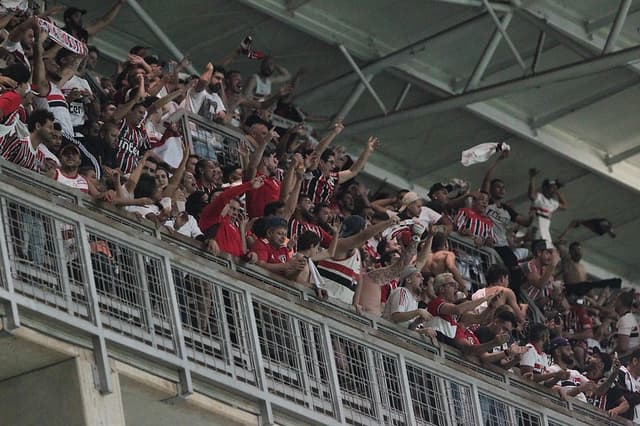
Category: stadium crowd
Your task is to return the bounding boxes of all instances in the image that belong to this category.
[0,2,638,423]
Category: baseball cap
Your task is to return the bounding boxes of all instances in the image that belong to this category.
[542,178,562,188]
[399,266,419,287]
[548,337,571,352]
[60,144,80,155]
[428,182,453,198]
[64,7,87,21]
[340,215,366,238]
[398,191,420,212]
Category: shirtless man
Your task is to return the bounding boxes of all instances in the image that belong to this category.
[471,264,527,322]
[352,230,432,316]
[424,232,467,295]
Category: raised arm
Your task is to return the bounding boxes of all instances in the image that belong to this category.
[338,136,377,184]
[311,223,341,262]
[162,141,190,198]
[86,0,126,37]
[555,188,568,210]
[528,168,538,201]
[337,217,397,252]
[367,239,419,286]
[313,121,344,157]
[112,75,145,123]
[481,150,508,193]
[414,234,433,271]
[243,130,271,180]
[281,167,304,222]
[32,23,50,96]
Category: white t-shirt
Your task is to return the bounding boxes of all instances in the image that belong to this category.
[531,193,559,247]
[486,202,519,247]
[520,343,550,375]
[617,312,640,350]
[619,366,640,423]
[164,215,203,239]
[547,364,589,403]
[382,207,442,240]
[126,204,160,218]
[382,287,418,328]
[62,75,93,129]
[181,88,226,121]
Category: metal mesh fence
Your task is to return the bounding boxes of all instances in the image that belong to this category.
[253,300,336,416]
[444,380,477,425]
[87,230,176,354]
[2,198,90,319]
[406,363,448,425]
[184,116,241,166]
[172,267,257,386]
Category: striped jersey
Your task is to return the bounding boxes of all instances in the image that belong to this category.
[0,132,45,171]
[454,208,495,242]
[317,249,361,291]
[301,170,340,204]
[116,119,150,174]
[523,260,554,306]
[288,218,332,250]
[33,81,74,137]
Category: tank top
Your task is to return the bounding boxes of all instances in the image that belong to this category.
[54,169,89,193]
[317,249,362,291]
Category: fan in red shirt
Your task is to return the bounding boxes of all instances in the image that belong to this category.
[454,191,496,247]
[250,216,306,279]
[0,63,31,126]
[198,176,265,259]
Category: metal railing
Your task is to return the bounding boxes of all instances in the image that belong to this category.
[0,161,620,425]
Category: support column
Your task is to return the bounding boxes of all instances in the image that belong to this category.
[0,355,125,426]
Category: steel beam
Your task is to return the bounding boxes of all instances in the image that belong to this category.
[482,0,525,70]
[586,2,640,33]
[336,75,373,120]
[603,0,633,54]
[295,12,489,103]
[338,45,387,115]
[530,77,639,128]
[429,0,512,12]
[531,31,545,74]
[237,0,640,195]
[345,43,640,134]
[465,12,513,91]
[126,0,198,74]
[394,83,412,111]
[606,145,640,165]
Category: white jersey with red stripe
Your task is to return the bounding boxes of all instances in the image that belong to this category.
[33,81,74,137]
[0,132,45,171]
[317,249,362,291]
[54,169,89,193]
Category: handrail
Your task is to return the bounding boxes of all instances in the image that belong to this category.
[0,158,620,425]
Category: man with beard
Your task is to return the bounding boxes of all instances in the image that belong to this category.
[244,56,291,101]
[223,69,287,128]
[522,239,559,311]
[1,15,36,70]
[520,323,570,387]
[289,194,333,250]
[194,159,223,195]
[546,337,593,401]
[0,109,54,171]
[182,63,226,123]
[62,2,126,43]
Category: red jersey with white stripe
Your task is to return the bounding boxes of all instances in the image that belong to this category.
[301,170,340,204]
[454,208,495,242]
[116,119,150,174]
[288,218,333,250]
[251,238,291,264]
[54,169,89,193]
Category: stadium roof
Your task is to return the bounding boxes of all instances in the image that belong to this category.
[64,0,640,283]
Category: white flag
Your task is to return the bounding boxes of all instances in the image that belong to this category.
[460,142,510,167]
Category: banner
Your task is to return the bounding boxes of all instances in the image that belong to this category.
[37,18,87,56]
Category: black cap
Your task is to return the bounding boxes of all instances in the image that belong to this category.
[1,62,31,84]
[428,182,453,198]
[64,7,87,21]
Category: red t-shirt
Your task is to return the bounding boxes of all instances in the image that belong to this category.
[251,238,291,264]
[245,172,280,218]
[427,297,479,344]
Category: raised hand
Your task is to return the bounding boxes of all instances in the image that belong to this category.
[251,175,265,189]
[366,136,379,152]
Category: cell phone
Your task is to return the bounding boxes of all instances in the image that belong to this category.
[576,298,584,305]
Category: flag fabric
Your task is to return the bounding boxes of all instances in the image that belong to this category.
[461,142,510,167]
